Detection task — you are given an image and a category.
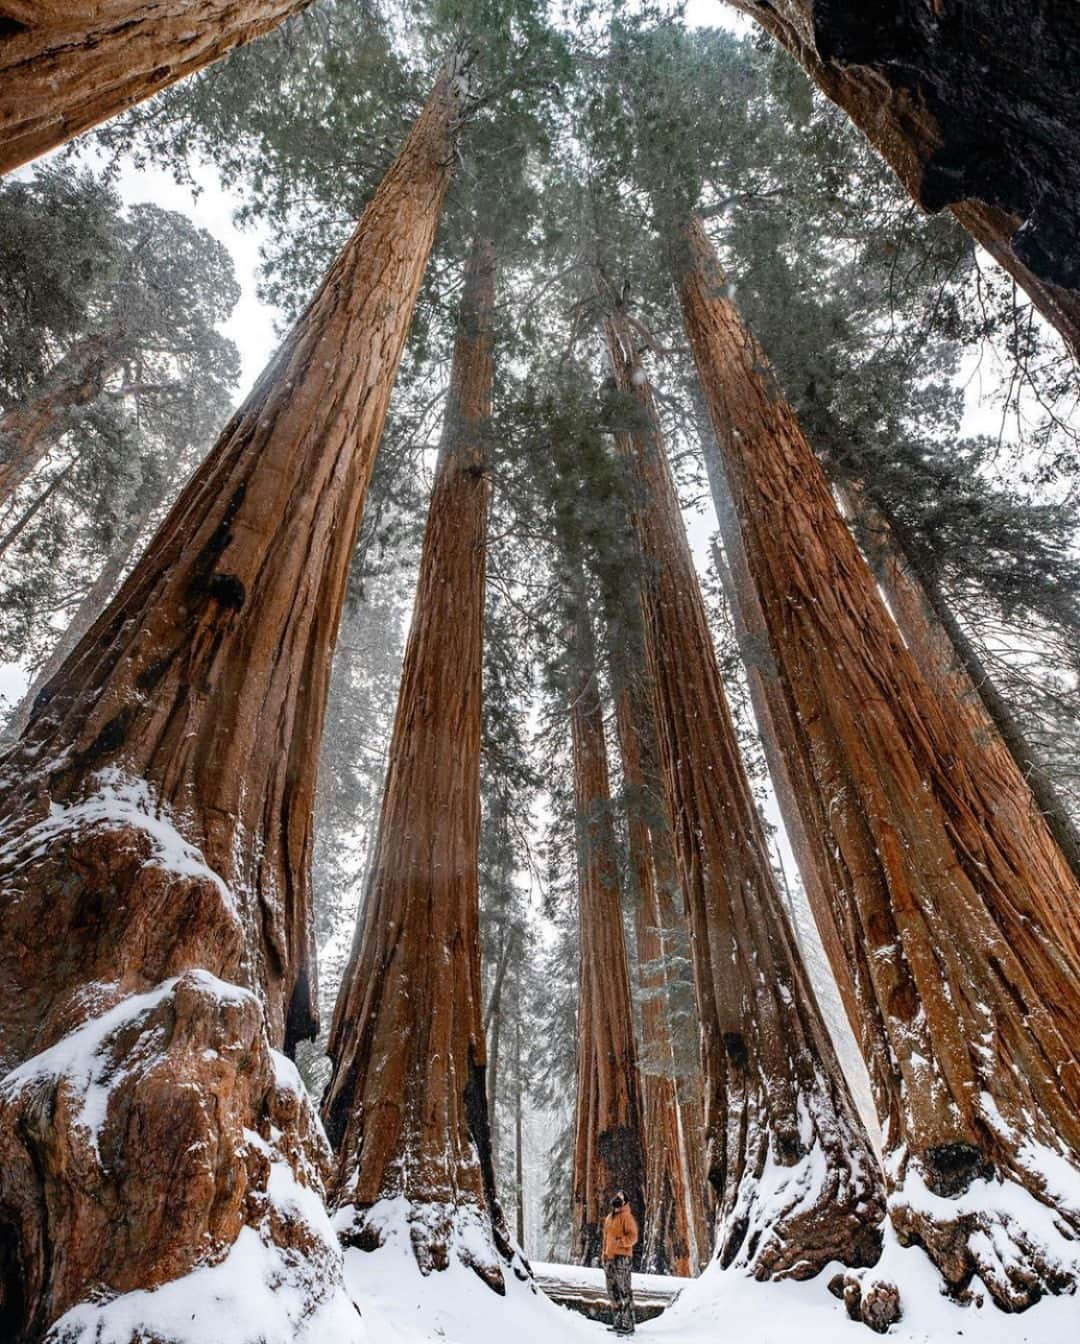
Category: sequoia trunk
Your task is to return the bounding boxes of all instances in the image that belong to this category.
[611,653,694,1277]
[604,310,885,1288]
[567,572,647,1269]
[321,237,516,1290]
[0,331,119,508]
[845,483,1080,886]
[0,58,469,1341]
[727,0,1080,359]
[0,0,313,175]
[701,426,859,1030]
[676,212,1080,1308]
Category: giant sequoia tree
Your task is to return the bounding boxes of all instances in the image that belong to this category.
[0,53,473,1340]
[603,307,885,1286]
[610,651,696,1277]
[676,211,1080,1307]
[320,234,522,1288]
[564,565,647,1269]
[0,0,316,175]
[726,0,1080,359]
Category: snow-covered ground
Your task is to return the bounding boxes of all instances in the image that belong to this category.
[350,1239,1079,1344]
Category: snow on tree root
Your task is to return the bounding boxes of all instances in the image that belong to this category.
[334,1196,531,1297]
[886,1137,1080,1312]
[0,971,361,1344]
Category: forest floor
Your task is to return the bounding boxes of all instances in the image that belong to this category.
[352,1234,1079,1344]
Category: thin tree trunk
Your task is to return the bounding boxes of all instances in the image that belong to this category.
[489,999,502,1173]
[676,211,1080,1309]
[0,0,314,176]
[0,57,471,1341]
[611,662,693,1278]
[4,500,151,743]
[727,0,1080,360]
[515,1012,525,1250]
[321,235,515,1289]
[567,567,647,1269]
[0,457,74,561]
[0,332,119,508]
[844,481,1080,885]
[604,308,886,1286]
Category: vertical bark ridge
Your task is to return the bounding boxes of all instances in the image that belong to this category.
[321,236,517,1290]
[675,212,1080,1308]
[843,482,1080,886]
[603,309,885,1283]
[568,572,648,1268]
[0,55,474,1064]
[0,59,470,1339]
[0,0,314,176]
[612,663,694,1277]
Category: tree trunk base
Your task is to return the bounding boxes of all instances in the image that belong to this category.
[0,771,246,1073]
[717,1136,885,1282]
[334,1197,529,1297]
[888,1149,1080,1311]
[0,970,357,1344]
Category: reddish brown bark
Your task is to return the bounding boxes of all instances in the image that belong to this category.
[0,332,119,508]
[703,433,859,1031]
[844,483,1080,886]
[321,237,515,1289]
[728,0,1080,360]
[0,0,313,176]
[567,576,647,1268]
[604,310,885,1285]
[0,60,469,1339]
[612,669,693,1277]
[676,212,1080,1307]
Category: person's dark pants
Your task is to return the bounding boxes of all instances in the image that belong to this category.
[604,1256,635,1334]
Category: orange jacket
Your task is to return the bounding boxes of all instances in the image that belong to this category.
[602,1205,639,1261]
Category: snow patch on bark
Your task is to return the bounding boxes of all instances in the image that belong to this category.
[0,971,359,1343]
[0,972,242,1159]
[335,1195,528,1290]
[45,1168,365,1344]
[0,767,238,915]
[336,1200,587,1344]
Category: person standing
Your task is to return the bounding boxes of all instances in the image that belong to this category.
[602,1190,639,1335]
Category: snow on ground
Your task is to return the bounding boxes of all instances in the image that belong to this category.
[347,1239,1079,1344]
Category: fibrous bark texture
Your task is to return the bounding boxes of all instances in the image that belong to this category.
[702,430,859,1032]
[0,0,313,176]
[676,213,1080,1308]
[0,971,357,1344]
[567,580,647,1269]
[844,483,1080,887]
[0,60,469,1340]
[612,666,694,1277]
[728,0,1080,359]
[321,238,519,1292]
[604,311,885,1284]
[0,332,119,509]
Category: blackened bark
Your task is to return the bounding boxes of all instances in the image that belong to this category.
[728,0,1080,358]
